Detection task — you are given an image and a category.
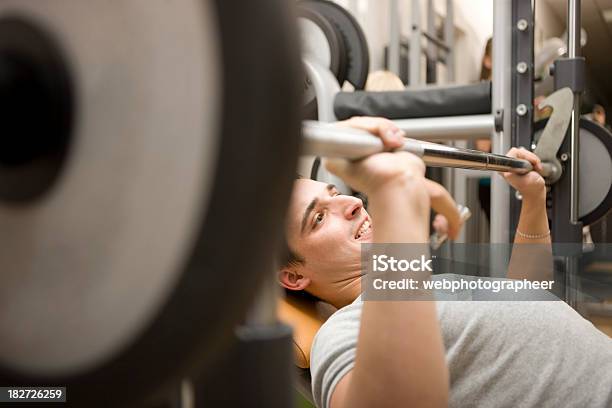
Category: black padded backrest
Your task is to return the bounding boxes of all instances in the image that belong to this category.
[334,81,492,120]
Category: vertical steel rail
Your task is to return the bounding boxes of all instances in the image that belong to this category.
[568,0,581,224]
[389,0,401,76]
[444,0,455,82]
[510,0,535,237]
[409,0,422,86]
[565,0,583,308]
[426,0,436,83]
[491,0,513,247]
[547,0,584,308]
[443,0,455,253]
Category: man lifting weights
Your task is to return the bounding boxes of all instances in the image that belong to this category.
[278,117,612,408]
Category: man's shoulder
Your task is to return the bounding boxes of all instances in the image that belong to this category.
[317,297,363,333]
[310,297,363,408]
[312,297,363,356]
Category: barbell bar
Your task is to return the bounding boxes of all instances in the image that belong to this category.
[303,121,556,176]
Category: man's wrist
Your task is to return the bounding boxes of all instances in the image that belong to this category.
[520,188,547,205]
[366,172,427,198]
[367,174,431,220]
[519,189,547,220]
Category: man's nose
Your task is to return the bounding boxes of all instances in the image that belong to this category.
[341,196,363,220]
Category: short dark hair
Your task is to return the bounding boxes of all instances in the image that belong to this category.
[278,234,304,268]
[278,174,305,268]
[279,175,320,300]
[279,230,320,301]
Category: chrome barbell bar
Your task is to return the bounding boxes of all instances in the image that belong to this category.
[302,121,556,176]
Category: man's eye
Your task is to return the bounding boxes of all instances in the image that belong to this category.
[314,213,324,225]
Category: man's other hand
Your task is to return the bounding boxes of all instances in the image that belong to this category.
[502,147,546,201]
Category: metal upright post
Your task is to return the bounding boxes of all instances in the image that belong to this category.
[444,0,455,82]
[509,0,535,236]
[389,0,401,76]
[442,0,455,255]
[409,0,422,86]
[445,1,459,246]
[551,0,584,241]
[568,0,581,226]
[491,0,513,247]
[550,0,584,308]
[426,0,436,83]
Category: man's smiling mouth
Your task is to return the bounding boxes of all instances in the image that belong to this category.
[355,218,372,240]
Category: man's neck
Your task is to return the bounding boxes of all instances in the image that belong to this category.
[331,277,361,308]
[314,273,361,309]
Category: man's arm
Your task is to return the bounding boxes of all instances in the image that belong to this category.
[326,144,449,408]
[514,193,550,244]
[502,148,553,282]
[424,179,462,240]
[337,117,464,241]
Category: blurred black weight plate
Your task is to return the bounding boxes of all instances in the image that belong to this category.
[0,0,301,406]
[534,118,612,225]
[300,0,369,90]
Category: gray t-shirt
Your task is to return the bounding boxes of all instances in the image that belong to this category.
[311,275,612,408]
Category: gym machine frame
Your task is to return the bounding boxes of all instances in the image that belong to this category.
[388,0,455,85]
[492,0,585,307]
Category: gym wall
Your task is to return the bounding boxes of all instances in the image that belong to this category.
[331,0,569,87]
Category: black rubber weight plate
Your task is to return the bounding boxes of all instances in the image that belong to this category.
[0,0,301,406]
[534,118,612,225]
[300,0,369,90]
[297,7,344,86]
[297,6,345,119]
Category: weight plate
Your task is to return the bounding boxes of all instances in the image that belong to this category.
[0,19,73,202]
[298,7,345,120]
[300,0,369,90]
[0,0,301,406]
[1,0,220,375]
[298,7,344,87]
[534,118,612,225]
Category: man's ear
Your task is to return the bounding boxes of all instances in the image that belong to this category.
[278,267,311,291]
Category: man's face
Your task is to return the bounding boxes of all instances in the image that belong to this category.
[285,179,373,288]
[593,108,606,126]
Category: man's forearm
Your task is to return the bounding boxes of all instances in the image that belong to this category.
[508,192,553,281]
[367,174,430,243]
[515,192,550,244]
[341,176,448,408]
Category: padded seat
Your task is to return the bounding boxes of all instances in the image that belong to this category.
[277,294,334,368]
[278,294,336,404]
